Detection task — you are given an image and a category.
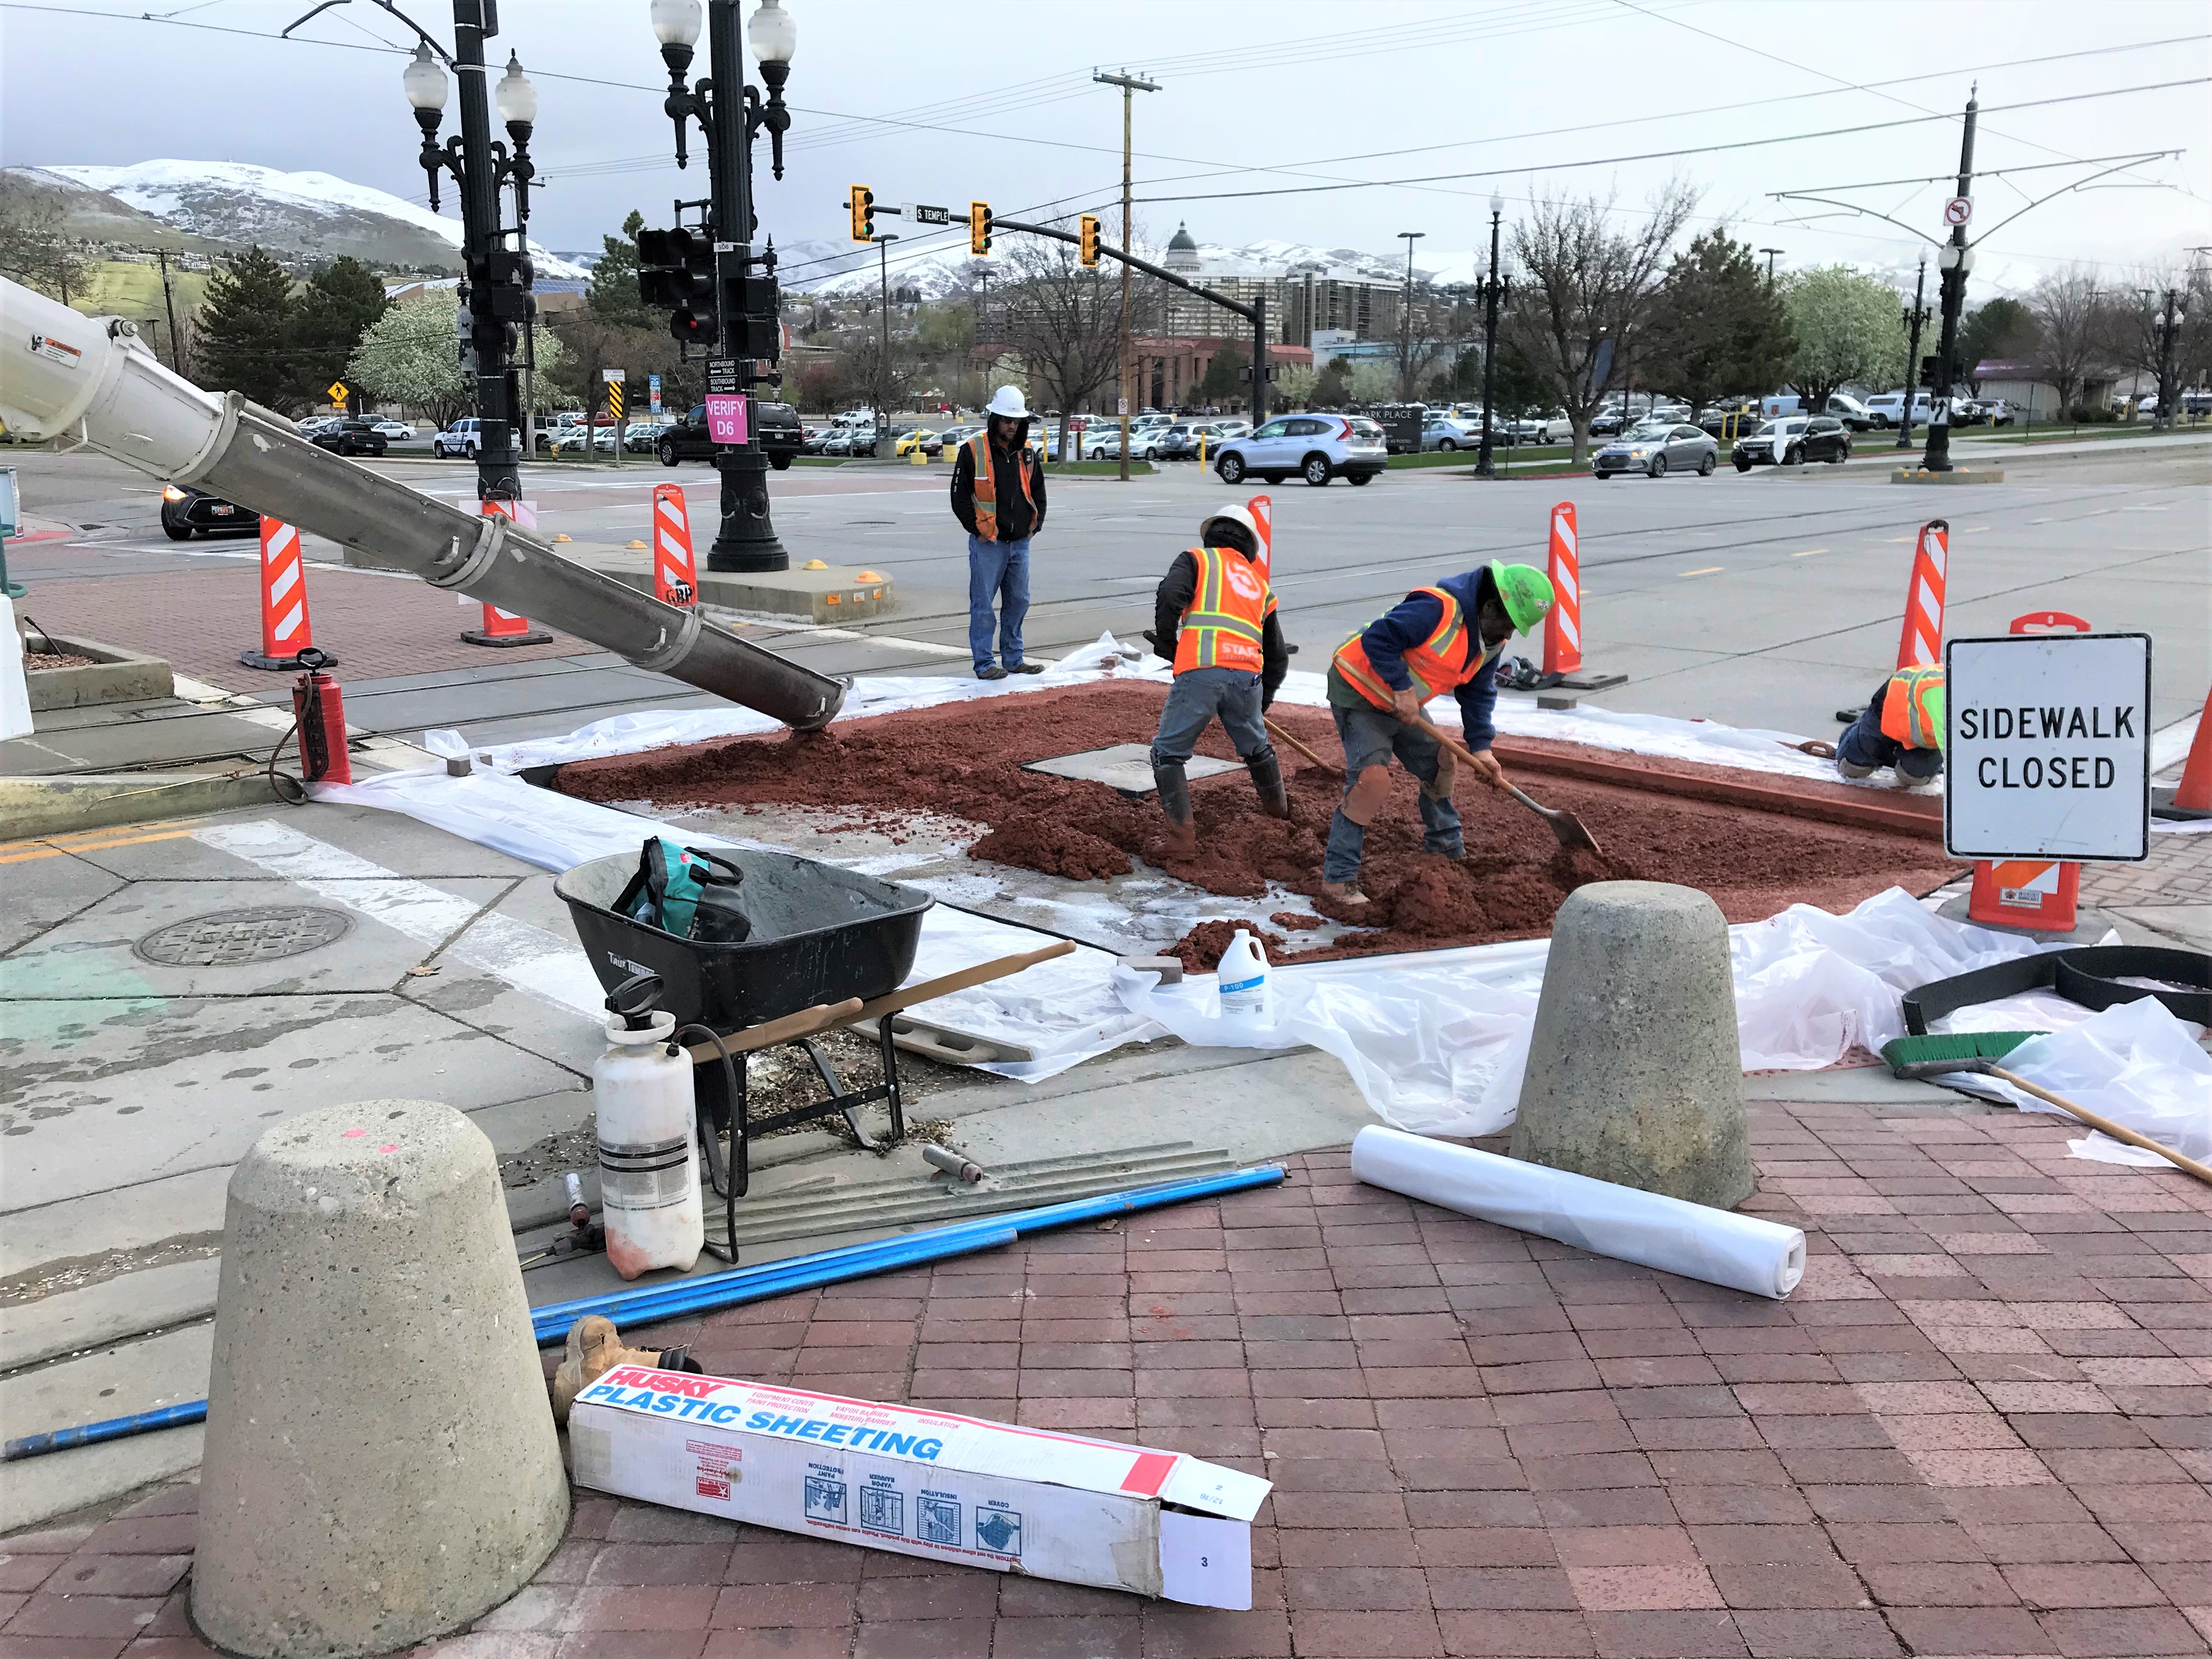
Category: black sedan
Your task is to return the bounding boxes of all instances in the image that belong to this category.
[309,417,389,457]
[160,485,261,540]
[1731,415,1852,470]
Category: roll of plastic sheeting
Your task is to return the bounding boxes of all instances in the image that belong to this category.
[1350,1125,1806,1299]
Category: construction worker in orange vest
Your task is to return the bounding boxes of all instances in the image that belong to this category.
[951,385,1048,680]
[1836,664,1945,785]
[1322,561,1555,907]
[1149,504,1291,853]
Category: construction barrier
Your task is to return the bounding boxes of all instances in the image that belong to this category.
[2169,686,2212,814]
[651,483,698,608]
[240,517,328,671]
[462,500,553,648]
[1541,500,1624,690]
[1248,493,1272,583]
[1894,517,1949,668]
[1966,609,2089,933]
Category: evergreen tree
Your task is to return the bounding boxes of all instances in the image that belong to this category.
[588,211,652,332]
[1959,297,2034,392]
[196,247,297,410]
[284,257,390,408]
[1641,231,1796,416]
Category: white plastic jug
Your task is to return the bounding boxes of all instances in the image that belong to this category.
[593,1004,704,1279]
[1216,928,1271,1023]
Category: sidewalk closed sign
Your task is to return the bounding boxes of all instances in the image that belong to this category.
[1944,633,2151,862]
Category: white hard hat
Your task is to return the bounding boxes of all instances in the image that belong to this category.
[1200,503,1260,546]
[985,385,1029,419]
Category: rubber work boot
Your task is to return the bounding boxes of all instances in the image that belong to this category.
[1153,758,1198,856]
[1318,879,1370,909]
[1246,744,1290,819]
[549,1314,700,1424]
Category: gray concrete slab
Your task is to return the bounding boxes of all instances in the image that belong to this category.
[1,1166,232,1288]
[1,1253,222,1370]
[1025,743,1238,794]
[0,850,124,956]
[0,1426,205,1536]
[0,709,275,775]
[3,994,580,1214]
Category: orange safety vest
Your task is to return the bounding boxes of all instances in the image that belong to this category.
[1879,664,1944,750]
[1172,545,1277,675]
[965,431,1035,543]
[1333,586,1489,710]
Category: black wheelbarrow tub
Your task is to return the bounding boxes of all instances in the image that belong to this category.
[555,848,934,1031]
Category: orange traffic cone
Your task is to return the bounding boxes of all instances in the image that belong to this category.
[1894,519,1949,668]
[1246,493,1272,584]
[462,499,551,646]
[652,483,698,608]
[241,518,331,671]
[2155,685,2211,820]
[1542,500,1623,690]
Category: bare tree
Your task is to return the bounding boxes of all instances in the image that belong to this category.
[0,173,93,303]
[1503,182,1698,462]
[995,236,1121,460]
[2098,264,2197,419]
[2025,267,2105,415]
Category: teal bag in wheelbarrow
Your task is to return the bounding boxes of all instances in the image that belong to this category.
[614,837,752,943]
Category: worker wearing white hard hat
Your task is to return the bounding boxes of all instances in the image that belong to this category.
[1147,503,1291,854]
[951,385,1048,680]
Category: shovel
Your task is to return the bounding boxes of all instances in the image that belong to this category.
[1405,710,1606,857]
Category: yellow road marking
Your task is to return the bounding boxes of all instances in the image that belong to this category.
[1681,566,1723,577]
[0,824,206,865]
[0,814,208,855]
[1792,548,1828,558]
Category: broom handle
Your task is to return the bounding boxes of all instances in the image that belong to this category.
[1988,1065,2212,1186]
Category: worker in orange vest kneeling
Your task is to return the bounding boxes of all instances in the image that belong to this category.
[1322,561,1555,907]
[1149,504,1291,854]
[1836,663,1945,786]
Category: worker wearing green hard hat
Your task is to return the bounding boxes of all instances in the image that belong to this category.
[1322,560,1558,907]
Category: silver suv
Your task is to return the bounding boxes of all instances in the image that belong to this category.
[1214,413,1387,487]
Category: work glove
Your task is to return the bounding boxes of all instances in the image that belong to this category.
[549,1314,698,1425]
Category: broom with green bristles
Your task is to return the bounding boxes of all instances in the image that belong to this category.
[1881,1032,2212,1186]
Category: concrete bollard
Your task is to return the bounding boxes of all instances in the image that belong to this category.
[194,1101,569,1658]
[1509,882,1754,1211]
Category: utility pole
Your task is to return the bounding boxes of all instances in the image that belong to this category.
[1758,247,1784,281]
[1094,68,1158,481]
[1397,230,1425,402]
[1898,254,1931,450]
[153,247,185,376]
[1476,194,1506,478]
[873,232,898,451]
[1921,86,1979,473]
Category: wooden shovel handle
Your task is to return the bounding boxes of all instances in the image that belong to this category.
[1988,1065,2212,1187]
[1263,716,1334,772]
[1406,710,1507,789]
[684,998,863,1063]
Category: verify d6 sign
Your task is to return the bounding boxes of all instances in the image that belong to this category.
[1945,633,2151,862]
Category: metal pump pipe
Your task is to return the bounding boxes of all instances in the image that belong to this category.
[0,278,844,729]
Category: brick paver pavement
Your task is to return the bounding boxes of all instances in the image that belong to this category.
[12,1101,2210,1659]
[2079,832,2212,909]
[17,562,590,687]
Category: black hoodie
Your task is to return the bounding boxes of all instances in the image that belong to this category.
[950,417,1046,541]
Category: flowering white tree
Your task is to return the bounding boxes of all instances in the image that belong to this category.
[348,290,563,427]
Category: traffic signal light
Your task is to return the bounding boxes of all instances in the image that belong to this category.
[849,184,874,243]
[969,201,992,257]
[1079,213,1099,268]
[636,227,718,343]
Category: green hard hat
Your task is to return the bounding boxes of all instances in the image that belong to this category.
[1488,560,1556,636]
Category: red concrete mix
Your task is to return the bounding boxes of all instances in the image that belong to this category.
[556,682,1965,966]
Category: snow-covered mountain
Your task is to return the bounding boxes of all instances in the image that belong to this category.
[21,161,588,280]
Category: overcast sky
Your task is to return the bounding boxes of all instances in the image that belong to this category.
[4,0,2208,294]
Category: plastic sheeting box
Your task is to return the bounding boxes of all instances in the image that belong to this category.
[568,1367,1271,1607]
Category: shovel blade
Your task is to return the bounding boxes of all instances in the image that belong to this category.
[1545,808,1603,857]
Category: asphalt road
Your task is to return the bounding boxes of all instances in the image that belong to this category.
[10,435,2208,748]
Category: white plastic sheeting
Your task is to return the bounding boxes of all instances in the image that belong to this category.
[1350,1126,1808,1299]
[1961,997,2211,1169]
[2,598,33,743]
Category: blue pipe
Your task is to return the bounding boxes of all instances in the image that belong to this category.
[4,1400,207,1462]
[531,1165,1286,1343]
[7,1166,1286,1463]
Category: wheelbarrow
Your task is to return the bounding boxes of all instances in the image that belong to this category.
[556,848,1070,1262]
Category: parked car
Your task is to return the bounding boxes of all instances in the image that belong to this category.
[1499,411,1571,445]
[1860,391,1932,430]
[1697,403,1766,440]
[432,417,483,459]
[933,424,978,455]
[309,417,389,457]
[623,420,669,453]
[296,415,342,437]
[656,402,805,469]
[1154,421,1227,460]
[1212,419,1252,442]
[1213,413,1387,487]
[893,428,940,457]
[1593,421,1719,479]
[1733,414,1852,470]
[1822,394,1876,431]
[1420,415,1481,452]
[160,483,261,540]
[369,417,415,441]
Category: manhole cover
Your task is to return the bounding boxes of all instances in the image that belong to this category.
[134,906,353,967]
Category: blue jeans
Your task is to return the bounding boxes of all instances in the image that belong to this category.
[968,533,1031,670]
[1837,707,1943,779]
[1323,698,1464,882]
[1150,667,1268,767]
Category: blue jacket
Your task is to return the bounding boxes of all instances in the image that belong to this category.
[1353,568,1501,751]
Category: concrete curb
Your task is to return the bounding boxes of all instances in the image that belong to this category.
[22,635,174,712]
[0,770,281,838]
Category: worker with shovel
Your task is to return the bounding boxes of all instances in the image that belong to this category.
[1149,503,1291,853]
[1835,663,1944,786]
[1321,561,1555,906]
